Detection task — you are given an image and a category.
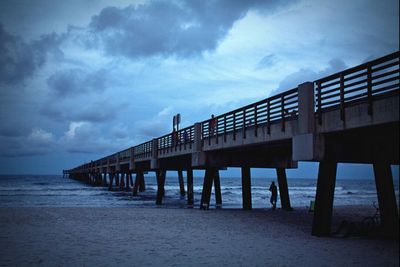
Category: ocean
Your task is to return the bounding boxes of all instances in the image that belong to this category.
[0,175,398,209]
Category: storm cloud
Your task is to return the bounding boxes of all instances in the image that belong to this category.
[47,68,108,96]
[0,23,38,84]
[40,100,119,123]
[0,23,64,85]
[87,0,290,59]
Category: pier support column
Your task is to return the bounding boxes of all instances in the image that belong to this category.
[139,173,146,192]
[115,173,120,187]
[98,173,102,185]
[373,163,399,237]
[124,173,130,191]
[200,168,213,210]
[129,173,133,189]
[103,173,108,187]
[132,172,140,196]
[187,169,194,208]
[312,162,337,236]
[214,169,222,209]
[156,170,166,205]
[119,173,125,190]
[178,170,185,197]
[276,168,292,211]
[241,167,252,210]
[108,173,114,191]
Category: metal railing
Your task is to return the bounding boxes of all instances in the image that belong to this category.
[157,125,195,154]
[314,51,399,123]
[134,141,153,159]
[201,88,298,144]
[118,148,131,162]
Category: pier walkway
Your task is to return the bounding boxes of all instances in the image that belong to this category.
[65,51,399,237]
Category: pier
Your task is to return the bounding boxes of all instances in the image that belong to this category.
[65,51,399,237]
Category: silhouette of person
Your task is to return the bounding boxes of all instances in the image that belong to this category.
[183,130,189,144]
[172,128,177,147]
[209,114,216,136]
[269,181,278,210]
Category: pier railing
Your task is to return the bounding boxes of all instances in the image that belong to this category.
[201,88,298,144]
[118,148,131,162]
[157,125,195,155]
[134,141,153,159]
[314,51,399,123]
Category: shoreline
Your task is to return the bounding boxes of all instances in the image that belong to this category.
[1,205,398,266]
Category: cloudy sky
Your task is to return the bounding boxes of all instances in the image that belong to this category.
[0,0,398,178]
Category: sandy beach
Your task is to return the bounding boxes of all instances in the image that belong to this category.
[0,205,398,267]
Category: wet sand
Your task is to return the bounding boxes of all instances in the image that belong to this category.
[0,206,398,266]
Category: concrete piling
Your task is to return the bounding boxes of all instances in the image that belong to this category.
[187,169,194,208]
[133,172,140,196]
[373,163,399,237]
[200,168,213,210]
[178,170,185,197]
[312,162,337,236]
[108,173,114,191]
[156,170,166,205]
[241,167,252,210]
[139,173,146,192]
[276,168,292,210]
[214,169,222,209]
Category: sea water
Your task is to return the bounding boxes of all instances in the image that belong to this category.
[0,175,398,209]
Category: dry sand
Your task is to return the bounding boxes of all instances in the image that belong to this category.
[0,206,398,267]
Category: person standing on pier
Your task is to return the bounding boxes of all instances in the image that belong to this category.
[183,130,189,144]
[269,181,278,210]
[209,114,216,136]
[172,128,177,147]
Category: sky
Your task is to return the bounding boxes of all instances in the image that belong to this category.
[0,0,399,179]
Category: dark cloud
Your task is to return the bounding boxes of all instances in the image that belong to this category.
[40,100,118,123]
[74,101,118,123]
[271,58,347,95]
[0,122,31,138]
[0,23,64,85]
[87,0,291,59]
[0,128,55,157]
[0,23,37,84]
[47,68,108,96]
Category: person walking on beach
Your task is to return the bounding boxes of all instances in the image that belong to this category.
[269,181,278,210]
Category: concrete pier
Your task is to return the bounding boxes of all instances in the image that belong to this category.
[65,51,399,237]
